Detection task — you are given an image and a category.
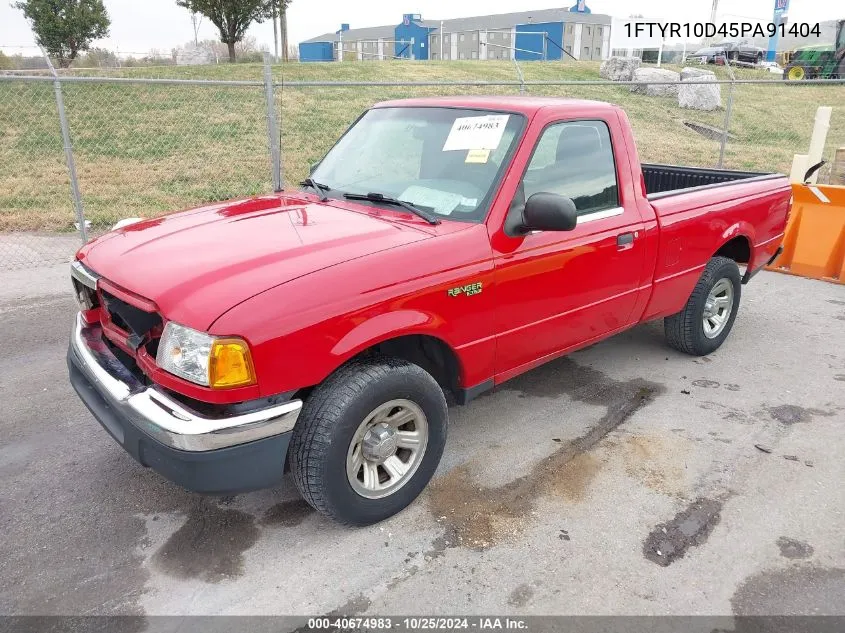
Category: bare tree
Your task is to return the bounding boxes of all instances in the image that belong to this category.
[176,0,273,62]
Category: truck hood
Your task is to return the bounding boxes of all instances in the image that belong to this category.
[78,194,433,330]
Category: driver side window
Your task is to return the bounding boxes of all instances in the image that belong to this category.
[522,120,619,216]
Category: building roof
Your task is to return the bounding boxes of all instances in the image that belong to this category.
[302,8,611,43]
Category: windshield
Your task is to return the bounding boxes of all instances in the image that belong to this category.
[311,107,525,222]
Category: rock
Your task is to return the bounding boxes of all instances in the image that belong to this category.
[680,66,715,81]
[678,76,722,111]
[629,67,680,97]
[176,45,214,66]
[599,56,641,81]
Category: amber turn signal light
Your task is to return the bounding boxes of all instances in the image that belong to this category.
[208,338,256,388]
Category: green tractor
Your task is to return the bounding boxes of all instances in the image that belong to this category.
[784,19,845,80]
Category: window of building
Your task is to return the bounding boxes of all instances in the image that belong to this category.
[472,32,478,41]
[490,31,496,40]
[596,27,602,36]
[443,52,449,60]
[471,51,478,59]
[566,24,573,34]
[522,121,618,216]
[583,46,589,57]
[459,33,465,42]
[586,26,591,36]
[444,35,449,43]
[565,45,572,54]
[595,47,601,58]
[459,52,466,59]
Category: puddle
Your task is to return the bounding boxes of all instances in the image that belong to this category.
[732,566,845,615]
[776,537,814,560]
[151,502,259,582]
[261,499,314,527]
[428,358,664,550]
[507,583,535,607]
[767,405,833,425]
[643,497,724,566]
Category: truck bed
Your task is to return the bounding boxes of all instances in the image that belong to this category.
[643,163,782,199]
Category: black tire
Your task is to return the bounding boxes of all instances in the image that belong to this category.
[664,256,741,356]
[288,355,447,526]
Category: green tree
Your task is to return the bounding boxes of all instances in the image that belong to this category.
[13,0,110,68]
[0,51,12,70]
[176,0,274,62]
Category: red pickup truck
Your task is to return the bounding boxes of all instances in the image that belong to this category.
[68,96,790,525]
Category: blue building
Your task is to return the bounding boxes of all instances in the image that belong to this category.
[298,5,611,62]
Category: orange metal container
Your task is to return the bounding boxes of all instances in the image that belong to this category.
[767,183,845,284]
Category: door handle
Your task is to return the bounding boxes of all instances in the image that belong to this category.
[617,232,635,250]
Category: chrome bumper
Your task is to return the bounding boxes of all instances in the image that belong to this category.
[69,313,302,452]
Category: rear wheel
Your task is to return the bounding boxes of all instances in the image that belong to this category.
[664,256,742,356]
[288,355,447,526]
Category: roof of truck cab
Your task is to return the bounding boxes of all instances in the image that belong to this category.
[372,96,622,116]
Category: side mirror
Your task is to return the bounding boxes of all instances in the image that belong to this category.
[521,192,578,232]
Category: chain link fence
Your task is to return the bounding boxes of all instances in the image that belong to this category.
[2,56,844,271]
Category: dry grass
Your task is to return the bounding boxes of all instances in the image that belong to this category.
[1,60,843,231]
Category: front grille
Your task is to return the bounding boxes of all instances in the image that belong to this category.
[101,290,162,350]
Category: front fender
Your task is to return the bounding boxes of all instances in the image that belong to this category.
[331,310,446,357]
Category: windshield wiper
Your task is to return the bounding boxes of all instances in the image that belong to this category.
[343,192,441,225]
[299,178,330,202]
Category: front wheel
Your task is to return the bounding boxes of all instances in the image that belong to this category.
[288,355,447,526]
[664,256,741,356]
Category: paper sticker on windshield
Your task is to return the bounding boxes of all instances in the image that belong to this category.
[465,149,490,164]
[443,115,510,152]
[399,186,463,215]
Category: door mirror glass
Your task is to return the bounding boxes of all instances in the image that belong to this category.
[522,192,578,232]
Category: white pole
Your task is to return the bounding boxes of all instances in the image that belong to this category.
[440,21,444,60]
[806,106,832,184]
[657,39,663,67]
[338,30,343,62]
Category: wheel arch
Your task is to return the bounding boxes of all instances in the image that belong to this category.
[714,233,752,264]
[329,311,465,400]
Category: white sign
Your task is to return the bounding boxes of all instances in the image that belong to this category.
[442,115,510,152]
[400,186,464,215]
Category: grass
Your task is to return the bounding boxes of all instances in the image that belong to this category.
[1,60,843,231]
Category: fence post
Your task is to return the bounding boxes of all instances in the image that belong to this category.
[718,79,735,169]
[42,48,87,243]
[513,58,526,95]
[263,52,283,192]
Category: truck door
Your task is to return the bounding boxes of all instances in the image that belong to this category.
[490,117,646,381]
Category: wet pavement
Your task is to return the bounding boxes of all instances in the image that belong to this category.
[2,265,844,617]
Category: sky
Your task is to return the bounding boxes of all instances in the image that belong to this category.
[1,0,842,57]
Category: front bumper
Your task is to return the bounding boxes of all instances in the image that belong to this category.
[67,313,303,493]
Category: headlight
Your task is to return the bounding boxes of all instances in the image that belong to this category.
[156,322,256,389]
